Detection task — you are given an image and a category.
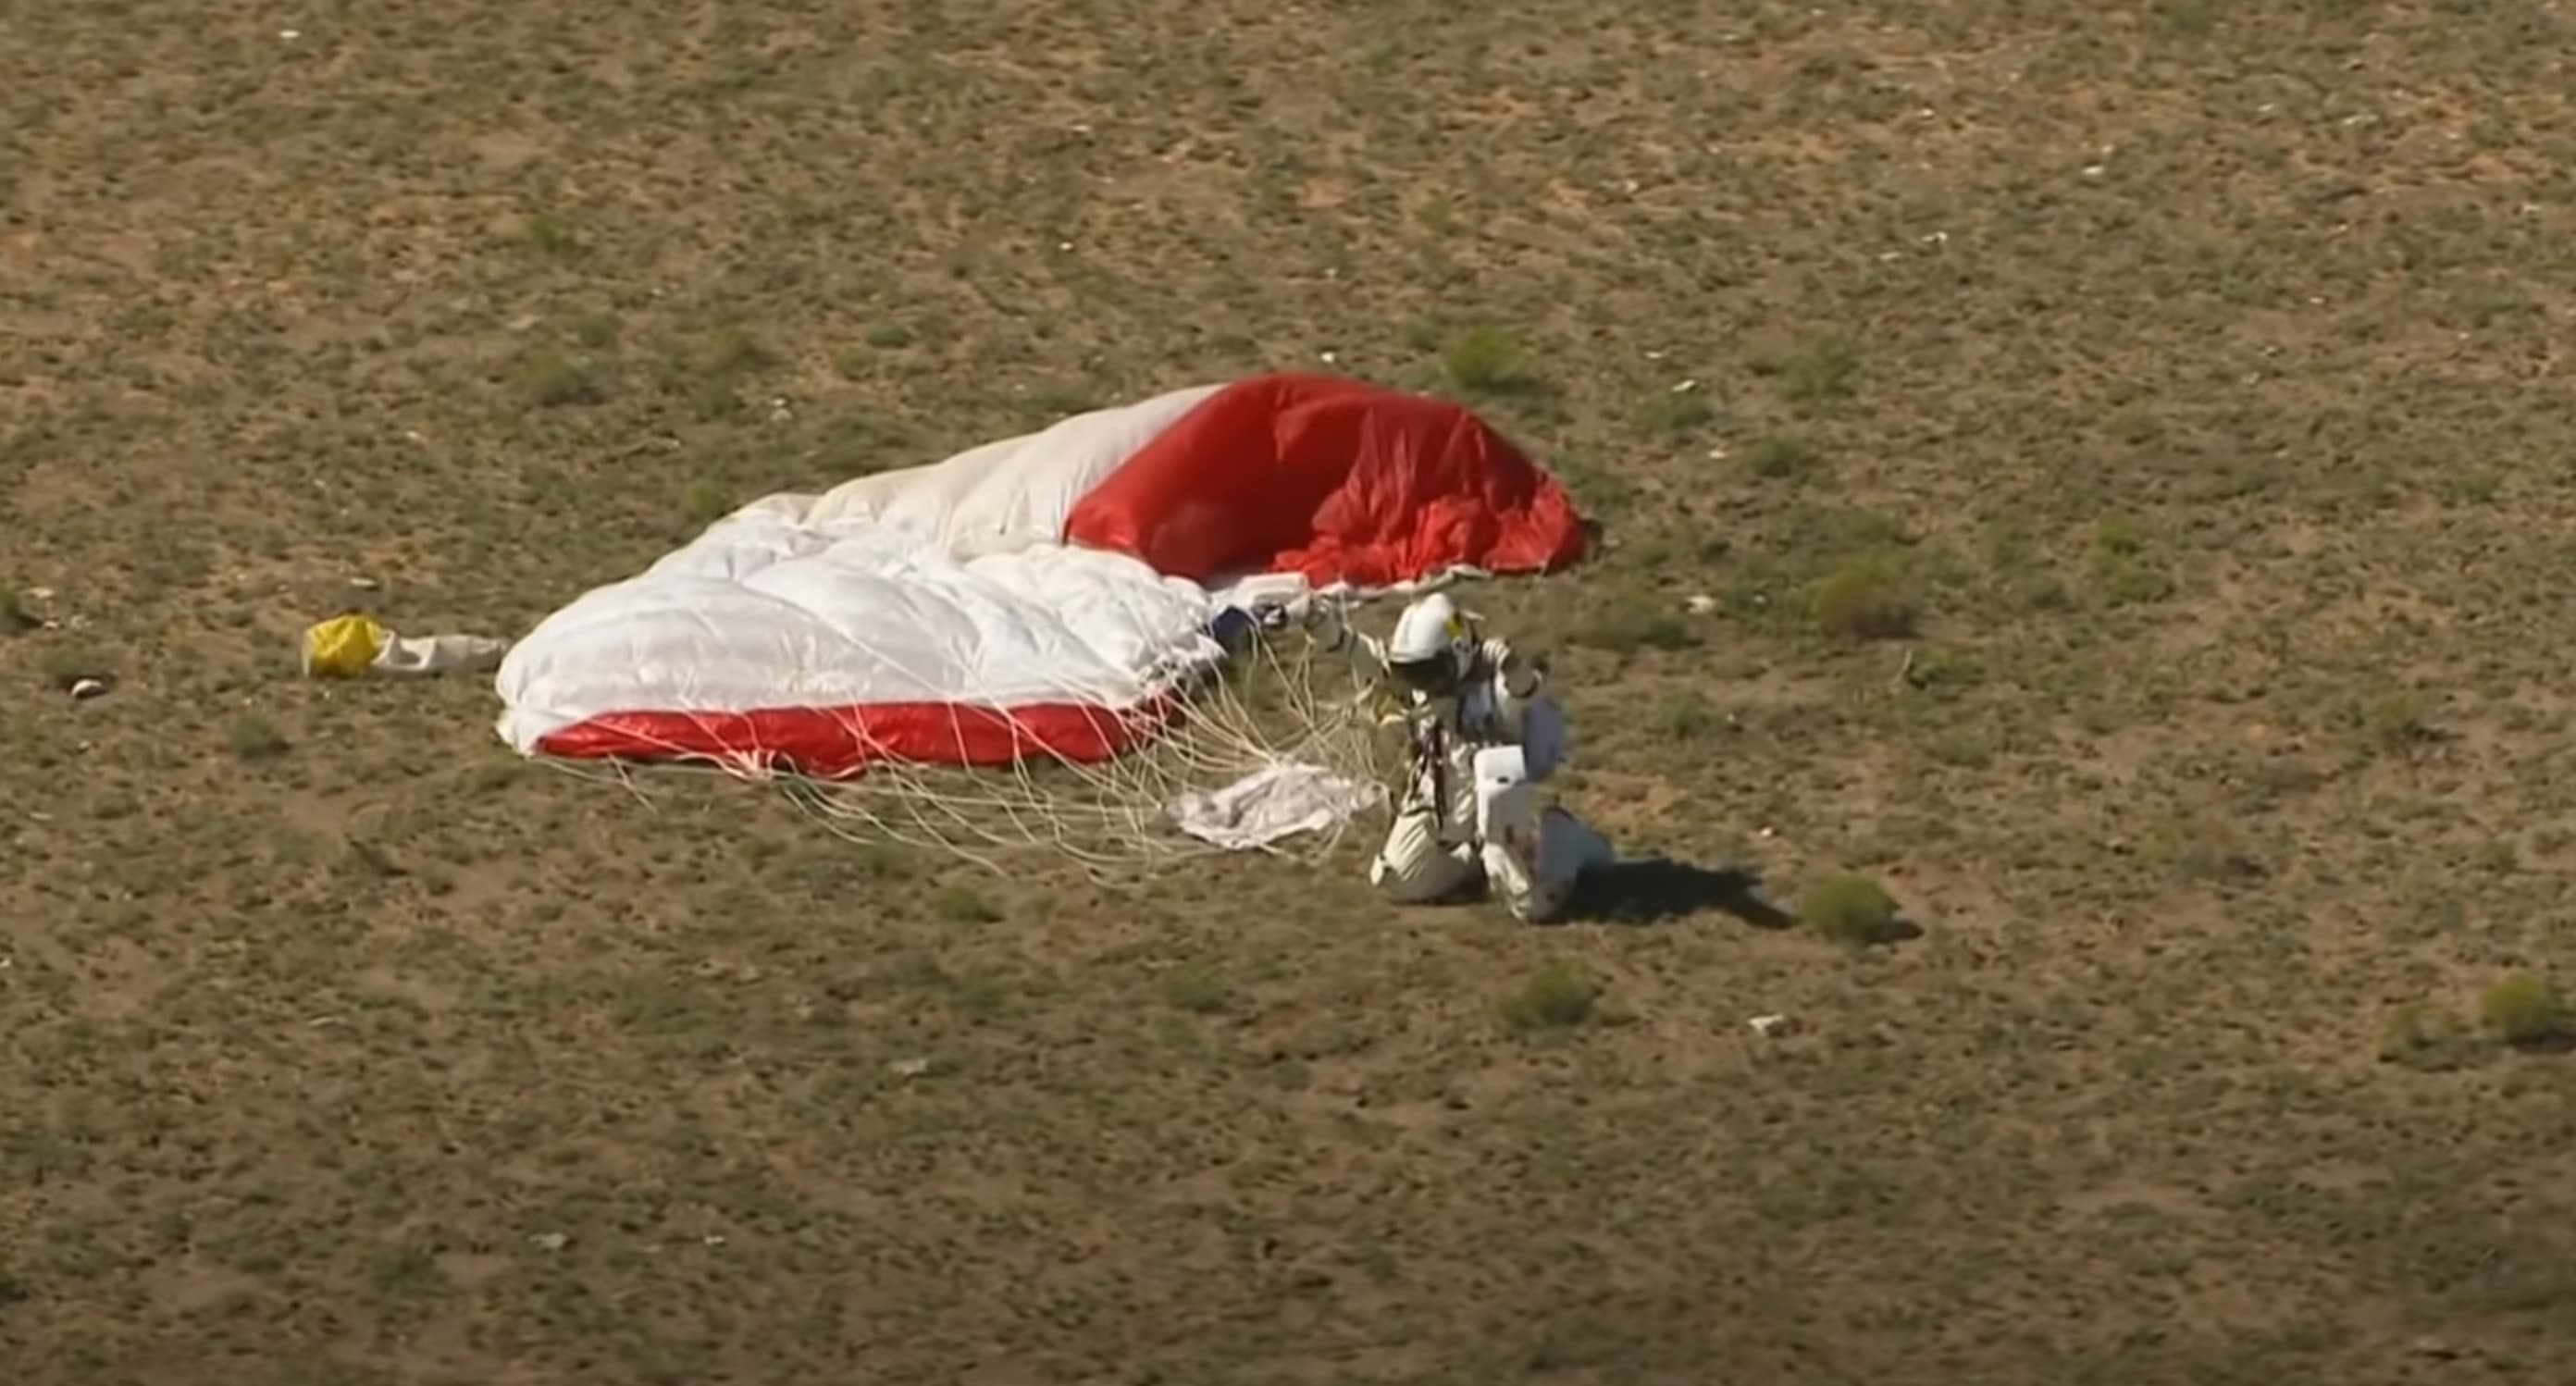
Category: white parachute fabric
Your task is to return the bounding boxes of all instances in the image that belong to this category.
[496,533,1222,751]
[1168,760,1390,851]
[493,383,1233,763]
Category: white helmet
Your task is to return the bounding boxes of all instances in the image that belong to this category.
[1387,592,1472,698]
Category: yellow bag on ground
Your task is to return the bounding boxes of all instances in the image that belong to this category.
[302,614,389,678]
[300,613,508,679]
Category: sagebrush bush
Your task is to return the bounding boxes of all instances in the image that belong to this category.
[935,886,1001,925]
[229,716,290,761]
[1442,327,1539,396]
[1503,961,1600,1031]
[682,480,730,526]
[1813,557,1919,640]
[1800,873,1909,947]
[1579,591,1700,654]
[1743,434,1816,479]
[2480,974,2572,1049]
[520,348,605,407]
[1163,966,1230,1014]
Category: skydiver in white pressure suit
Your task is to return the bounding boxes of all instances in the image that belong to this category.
[1296,591,1615,922]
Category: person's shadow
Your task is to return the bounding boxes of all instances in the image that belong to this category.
[1563,855,1796,929]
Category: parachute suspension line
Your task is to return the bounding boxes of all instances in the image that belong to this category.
[516,616,1393,882]
[774,622,1390,880]
[523,621,1391,882]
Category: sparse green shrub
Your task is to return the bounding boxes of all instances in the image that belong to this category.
[1924,731,1996,769]
[521,349,605,407]
[1441,327,1538,395]
[2094,557,2176,606]
[2093,518,2144,556]
[950,974,1008,1016]
[2088,520,2174,605]
[1901,648,1984,697]
[2363,692,2438,752]
[1812,555,1919,640]
[1503,961,1600,1031]
[2480,974,2572,1049]
[1659,691,1717,741]
[0,588,29,634]
[703,327,777,377]
[1163,966,1230,1013]
[853,845,912,881]
[1822,507,1913,551]
[1580,594,1700,654]
[864,324,915,349]
[689,378,745,420]
[1754,335,1859,406]
[2150,823,2268,886]
[1642,390,1715,435]
[667,328,779,419]
[229,716,290,761]
[525,211,582,256]
[1616,528,1728,574]
[1744,434,1816,479]
[1800,873,1909,947]
[682,481,730,526]
[2017,574,2075,612]
[935,886,1001,925]
[1554,459,1639,516]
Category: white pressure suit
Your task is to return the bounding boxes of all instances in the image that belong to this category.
[1304,592,1614,922]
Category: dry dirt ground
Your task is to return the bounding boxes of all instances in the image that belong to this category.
[6,2,2576,1382]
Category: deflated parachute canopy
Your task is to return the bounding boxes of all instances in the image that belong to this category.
[493,372,1589,782]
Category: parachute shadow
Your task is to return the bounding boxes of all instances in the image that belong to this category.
[1566,857,1794,929]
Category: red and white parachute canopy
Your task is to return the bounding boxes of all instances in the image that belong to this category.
[493,373,1589,780]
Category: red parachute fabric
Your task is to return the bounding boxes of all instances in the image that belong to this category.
[530,695,1177,775]
[1061,373,1588,588]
